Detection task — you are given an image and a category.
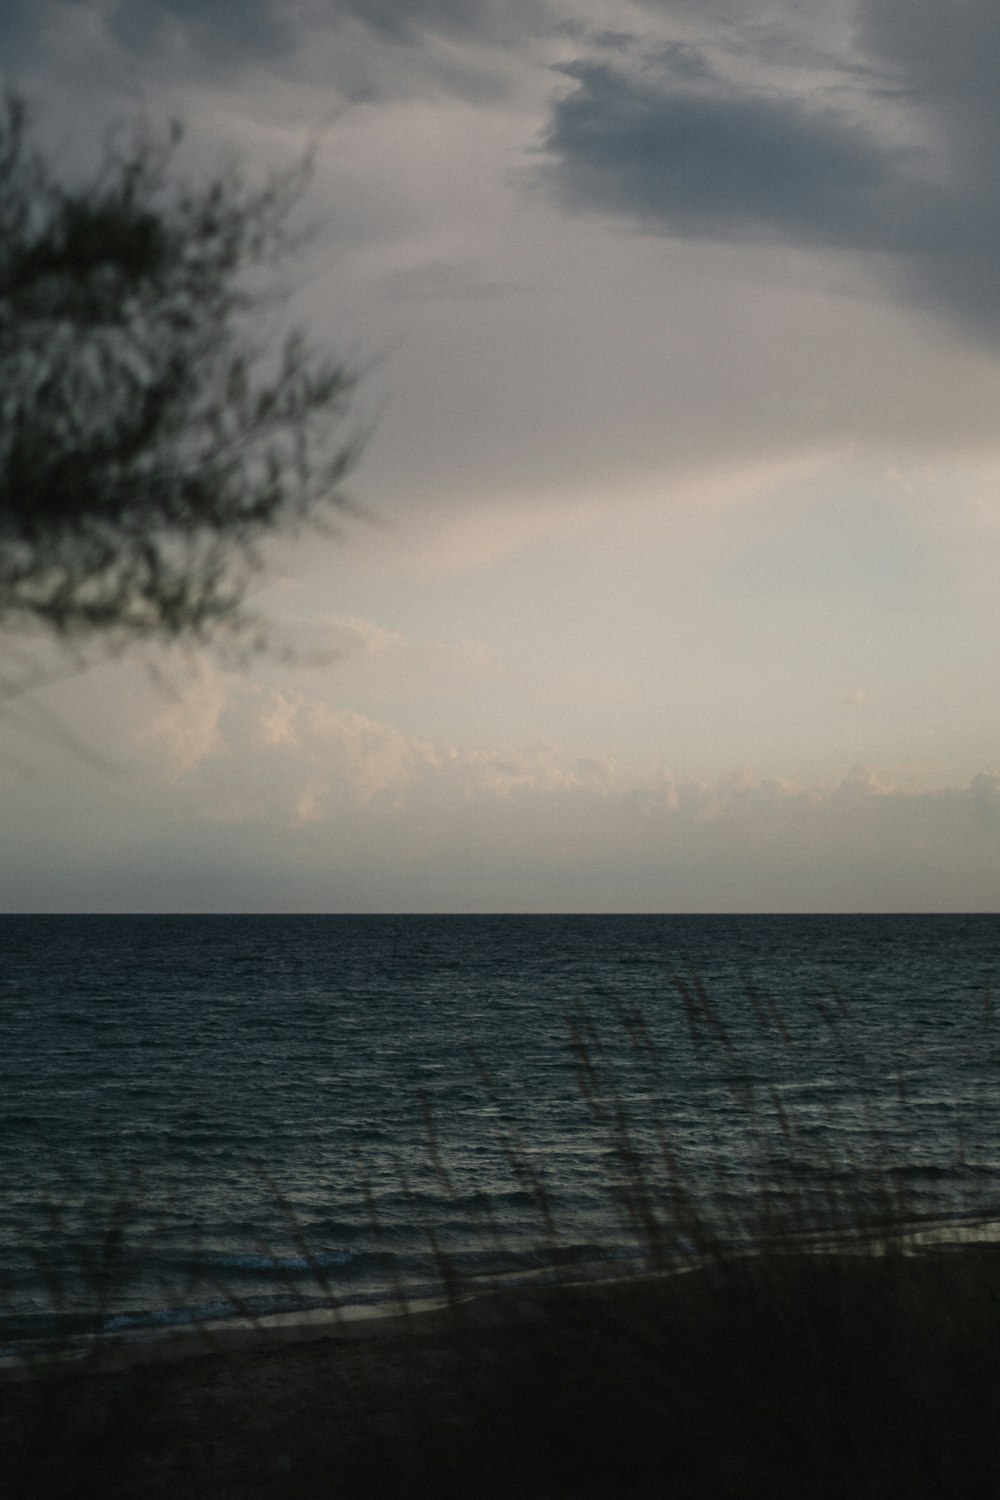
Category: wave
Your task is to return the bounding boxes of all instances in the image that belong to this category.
[203,1249,354,1274]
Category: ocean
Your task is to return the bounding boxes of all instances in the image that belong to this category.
[1,913,997,1356]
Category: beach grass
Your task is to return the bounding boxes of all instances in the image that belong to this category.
[3,978,1000,1498]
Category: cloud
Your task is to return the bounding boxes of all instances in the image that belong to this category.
[322,613,410,662]
[0,0,43,54]
[539,6,1000,342]
[144,673,621,818]
[541,58,936,254]
[378,257,518,304]
[334,0,550,48]
[142,671,1000,844]
[285,613,498,695]
[106,0,298,60]
[970,771,1000,831]
[107,0,506,63]
[1,0,553,97]
[0,0,288,73]
[853,0,1000,331]
[9,652,998,908]
[856,0,1000,124]
[144,677,441,815]
[158,705,1000,907]
[137,667,230,777]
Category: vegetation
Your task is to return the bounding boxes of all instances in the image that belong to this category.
[0,93,359,661]
[2,983,998,1498]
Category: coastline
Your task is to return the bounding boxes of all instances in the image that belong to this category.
[7,1202,999,1378]
[6,1234,1000,1497]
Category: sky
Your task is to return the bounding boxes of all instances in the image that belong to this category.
[2,0,999,911]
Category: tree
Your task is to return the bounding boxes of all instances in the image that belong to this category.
[0,94,360,661]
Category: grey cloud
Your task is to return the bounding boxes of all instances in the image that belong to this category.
[542,60,934,253]
[1,0,550,94]
[541,14,1000,342]
[855,0,1000,337]
[0,0,40,44]
[379,258,517,304]
[0,0,298,67]
[857,0,1000,119]
[970,771,1000,831]
[591,31,639,53]
[851,0,1000,330]
[337,0,547,46]
[632,0,867,72]
[53,0,549,65]
[631,0,743,17]
[0,0,73,64]
[652,41,716,81]
[107,0,297,59]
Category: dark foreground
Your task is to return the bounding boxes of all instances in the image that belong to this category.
[4,1245,1000,1500]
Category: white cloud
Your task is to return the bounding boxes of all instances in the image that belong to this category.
[260,610,498,689]
[137,668,230,777]
[7,655,998,908]
[136,676,1000,897]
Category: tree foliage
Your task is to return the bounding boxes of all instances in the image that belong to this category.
[0,94,360,654]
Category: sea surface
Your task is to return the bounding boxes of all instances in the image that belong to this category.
[1,913,998,1355]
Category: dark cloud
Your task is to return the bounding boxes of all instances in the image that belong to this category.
[541,9,1000,343]
[0,0,39,40]
[1,0,551,81]
[857,0,1000,120]
[107,0,297,59]
[338,0,546,46]
[629,0,859,71]
[81,0,546,63]
[0,0,65,63]
[0,0,298,70]
[542,61,936,253]
[652,41,717,81]
[590,30,639,53]
[851,0,1000,331]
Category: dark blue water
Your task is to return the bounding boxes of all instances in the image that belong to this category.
[1,914,998,1353]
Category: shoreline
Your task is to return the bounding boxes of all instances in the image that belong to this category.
[6,1230,1000,1496]
[6,1206,1000,1380]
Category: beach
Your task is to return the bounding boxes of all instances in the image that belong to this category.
[6,1235,1000,1499]
[0,1277,605,1499]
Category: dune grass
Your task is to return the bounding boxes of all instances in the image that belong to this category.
[3,977,999,1498]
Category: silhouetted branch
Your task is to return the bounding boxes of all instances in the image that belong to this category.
[0,93,362,657]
